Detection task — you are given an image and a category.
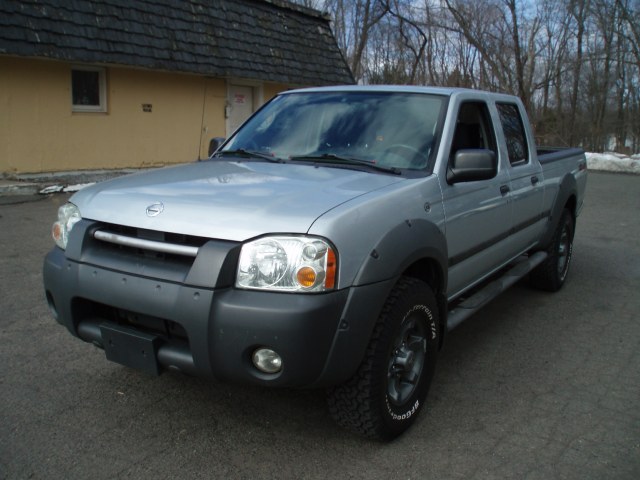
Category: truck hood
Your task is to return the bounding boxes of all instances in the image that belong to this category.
[70,160,405,241]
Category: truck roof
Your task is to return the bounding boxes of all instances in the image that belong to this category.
[281,85,519,101]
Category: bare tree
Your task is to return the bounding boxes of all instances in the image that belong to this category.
[290,0,639,152]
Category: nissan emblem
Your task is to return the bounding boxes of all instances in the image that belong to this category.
[146,202,164,217]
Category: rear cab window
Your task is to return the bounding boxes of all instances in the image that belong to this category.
[496,103,529,166]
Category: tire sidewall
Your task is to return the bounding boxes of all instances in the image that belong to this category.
[555,212,574,284]
[375,284,439,437]
[530,208,576,292]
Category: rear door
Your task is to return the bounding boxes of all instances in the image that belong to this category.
[496,102,545,254]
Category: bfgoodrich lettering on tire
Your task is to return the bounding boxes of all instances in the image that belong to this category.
[327,277,439,440]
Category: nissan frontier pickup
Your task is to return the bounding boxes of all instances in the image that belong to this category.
[44,86,587,440]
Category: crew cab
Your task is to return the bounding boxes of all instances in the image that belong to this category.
[43,86,587,440]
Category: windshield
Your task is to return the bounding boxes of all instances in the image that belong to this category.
[221,91,446,171]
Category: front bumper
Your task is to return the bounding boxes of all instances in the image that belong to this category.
[43,223,393,387]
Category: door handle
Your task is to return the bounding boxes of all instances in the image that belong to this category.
[500,185,510,196]
[531,176,539,185]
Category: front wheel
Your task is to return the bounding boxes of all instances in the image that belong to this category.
[327,277,439,440]
[530,208,574,292]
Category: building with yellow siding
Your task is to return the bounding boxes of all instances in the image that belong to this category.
[0,0,353,174]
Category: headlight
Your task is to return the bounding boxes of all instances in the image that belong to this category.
[236,236,337,292]
[52,203,82,250]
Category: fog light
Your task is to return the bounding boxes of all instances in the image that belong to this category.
[252,348,282,374]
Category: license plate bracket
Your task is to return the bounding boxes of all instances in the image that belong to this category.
[100,324,161,375]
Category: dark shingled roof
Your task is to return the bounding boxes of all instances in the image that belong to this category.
[0,0,354,85]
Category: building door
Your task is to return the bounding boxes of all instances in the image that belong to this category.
[227,85,254,136]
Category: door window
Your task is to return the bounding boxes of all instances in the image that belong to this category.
[450,102,497,159]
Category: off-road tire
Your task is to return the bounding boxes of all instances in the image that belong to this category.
[327,277,439,441]
[530,208,574,292]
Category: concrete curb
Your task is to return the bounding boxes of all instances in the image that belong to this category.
[0,181,41,196]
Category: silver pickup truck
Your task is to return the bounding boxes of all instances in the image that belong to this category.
[44,86,587,440]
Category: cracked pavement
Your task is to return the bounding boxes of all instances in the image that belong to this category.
[0,172,638,479]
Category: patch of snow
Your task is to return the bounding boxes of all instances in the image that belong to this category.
[63,183,95,192]
[585,152,640,175]
[39,185,65,194]
[39,183,95,195]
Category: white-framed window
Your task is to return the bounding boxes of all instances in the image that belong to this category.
[71,66,107,112]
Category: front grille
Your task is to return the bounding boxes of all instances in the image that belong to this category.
[94,224,208,258]
[89,223,211,270]
[77,220,239,288]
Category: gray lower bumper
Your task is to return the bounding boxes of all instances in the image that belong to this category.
[43,247,392,387]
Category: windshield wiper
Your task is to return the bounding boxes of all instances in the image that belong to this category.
[289,153,401,175]
[215,149,285,163]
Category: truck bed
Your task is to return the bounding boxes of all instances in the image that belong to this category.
[537,146,585,164]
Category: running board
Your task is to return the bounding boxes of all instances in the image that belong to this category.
[446,251,548,331]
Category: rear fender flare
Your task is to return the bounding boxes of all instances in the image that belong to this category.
[539,174,577,250]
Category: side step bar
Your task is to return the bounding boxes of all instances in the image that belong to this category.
[446,251,548,331]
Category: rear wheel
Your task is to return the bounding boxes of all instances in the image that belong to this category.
[327,277,439,440]
[530,208,574,292]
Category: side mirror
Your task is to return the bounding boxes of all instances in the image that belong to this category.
[208,137,226,157]
[447,149,497,184]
